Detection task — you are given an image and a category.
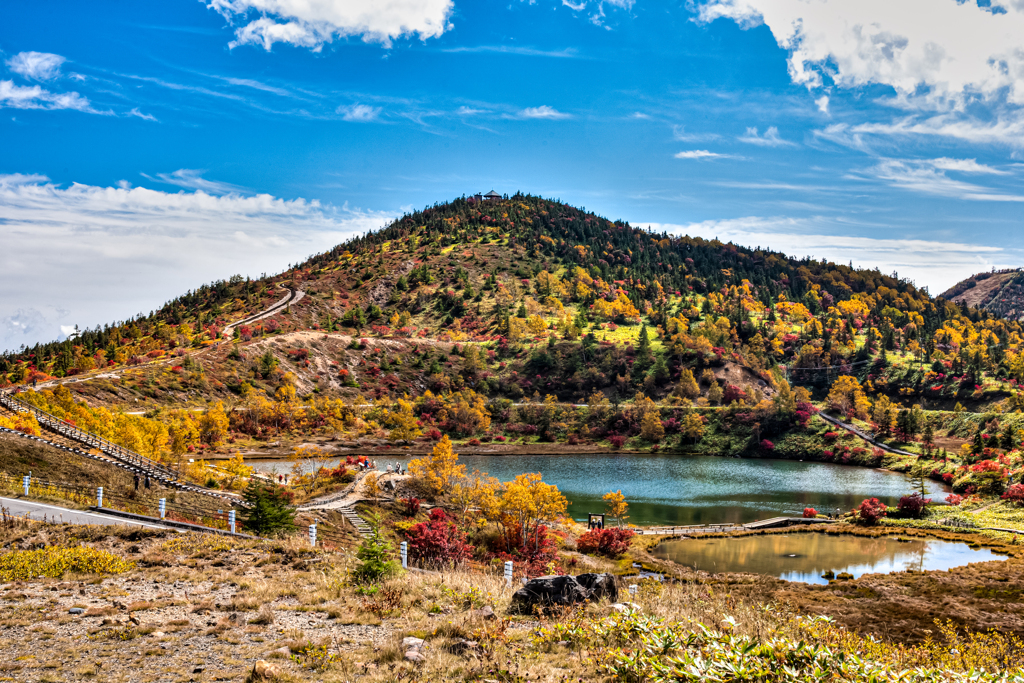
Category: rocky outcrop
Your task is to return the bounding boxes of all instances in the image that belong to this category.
[509,573,618,614]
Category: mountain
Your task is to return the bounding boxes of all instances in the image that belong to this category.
[1,193,1020,419]
[940,269,1024,321]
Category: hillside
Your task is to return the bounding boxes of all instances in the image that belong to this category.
[941,269,1024,320]
[1,194,1024,491]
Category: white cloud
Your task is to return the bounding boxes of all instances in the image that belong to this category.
[697,0,1024,110]
[126,107,157,122]
[456,106,486,116]
[738,126,795,147]
[815,95,829,114]
[0,173,393,351]
[0,80,99,113]
[518,105,571,119]
[674,150,731,159]
[640,216,1014,292]
[145,169,248,195]
[929,157,1008,175]
[6,52,66,81]
[205,0,455,50]
[867,159,1024,201]
[337,103,381,121]
[672,125,720,142]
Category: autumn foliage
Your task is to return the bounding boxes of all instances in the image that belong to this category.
[575,527,635,558]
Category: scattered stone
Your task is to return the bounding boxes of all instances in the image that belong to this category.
[192,667,204,674]
[68,607,85,615]
[251,660,282,680]
[402,636,425,651]
[468,605,496,620]
[450,639,480,655]
[609,602,641,614]
[267,647,291,658]
[151,631,165,638]
[404,650,424,663]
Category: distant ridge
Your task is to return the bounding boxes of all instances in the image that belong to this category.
[941,269,1024,321]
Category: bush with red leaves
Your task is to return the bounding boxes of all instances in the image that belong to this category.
[946,494,963,506]
[760,439,775,451]
[1002,483,1024,506]
[467,438,481,446]
[608,435,627,449]
[402,497,421,517]
[722,384,746,404]
[897,492,931,518]
[423,428,442,441]
[576,527,635,558]
[403,509,472,568]
[803,507,818,518]
[857,498,887,525]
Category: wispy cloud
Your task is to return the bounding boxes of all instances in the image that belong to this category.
[674,150,735,160]
[220,76,293,97]
[337,103,381,122]
[0,80,103,114]
[867,159,1024,202]
[144,169,247,195]
[929,157,1009,175]
[672,125,720,142]
[516,105,571,120]
[456,106,487,116]
[738,126,795,147]
[126,107,157,122]
[0,173,393,351]
[6,52,66,81]
[442,45,581,58]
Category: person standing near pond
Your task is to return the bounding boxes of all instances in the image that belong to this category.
[134,473,140,491]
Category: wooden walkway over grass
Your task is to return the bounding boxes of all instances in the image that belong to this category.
[638,516,837,537]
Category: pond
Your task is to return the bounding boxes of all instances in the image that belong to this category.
[651,533,1007,584]
[249,452,951,527]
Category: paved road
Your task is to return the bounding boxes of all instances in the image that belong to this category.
[0,496,172,529]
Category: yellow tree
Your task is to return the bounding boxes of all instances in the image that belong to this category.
[288,445,334,494]
[199,402,230,446]
[222,452,253,490]
[603,489,629,528]
[408,435,466,499]
[387,399,422,444]
[681,411,705,444]
[640,411,664,443]
[871,395,897,436]
[492,472,568,555]
[827,375,870,419]
[677,367,700,400]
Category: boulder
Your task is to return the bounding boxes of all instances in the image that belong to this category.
[509,573,617,614]
[609,602,641,614]
[468,605,496,621]
[402,636,425,651]
[577,573,618,602]
[251,660,282,680]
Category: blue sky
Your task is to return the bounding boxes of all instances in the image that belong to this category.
[2,0,1024,350]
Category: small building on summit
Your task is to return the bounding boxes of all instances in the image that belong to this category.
[471,190,502,203]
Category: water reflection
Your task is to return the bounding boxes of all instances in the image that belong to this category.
[652,534,1006,585]
[250,453,951,526]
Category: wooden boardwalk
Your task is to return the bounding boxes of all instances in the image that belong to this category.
[638,516,837,537]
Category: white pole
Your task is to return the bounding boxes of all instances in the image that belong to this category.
[400,541,408,569]
[504,560,514,586]
[229,510,236,534]
[309,524,317,547]
[23,476,29,496]
[97,486,103,507]
[628,584,638,599]
[159,498,166,520]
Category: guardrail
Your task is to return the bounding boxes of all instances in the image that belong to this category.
[0,390,177,480]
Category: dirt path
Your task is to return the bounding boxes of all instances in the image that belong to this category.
[816,410,918,457]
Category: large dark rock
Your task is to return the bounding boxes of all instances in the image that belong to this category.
[576,573,618,602]
[509,573,617,614]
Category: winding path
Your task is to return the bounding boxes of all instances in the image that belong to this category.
[815,410,918,457]
[222,284,304,339]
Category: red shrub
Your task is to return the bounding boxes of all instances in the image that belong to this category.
[467,438,481,446]
[857,498,887,525]
[608,435,627,449]
[402,497,421,517]
[722,384,746,404]
[1002,483,1024,506]
[576,527,635,558]
[760,439,775,451]
[403,509,472,568]
[803,507,818,518]
[946,494,963,506]
[897,493,931,518]
[423,428,442,441]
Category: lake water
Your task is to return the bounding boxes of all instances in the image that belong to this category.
[249,453,951,526]
[652,534,1006,584]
